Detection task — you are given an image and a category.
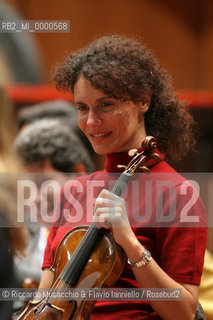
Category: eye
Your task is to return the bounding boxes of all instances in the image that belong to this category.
[76,104,88,111]
[102,102,113,107]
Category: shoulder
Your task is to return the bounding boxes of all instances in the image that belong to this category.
[149,160,207,225]
[150,160,186,186]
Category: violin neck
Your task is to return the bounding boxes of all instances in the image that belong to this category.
[59,223,104,286]
[111,172,132,196]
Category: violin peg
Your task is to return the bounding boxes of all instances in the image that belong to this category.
[151,153,162,163]
[117,165,126,171]
[128,149,138,157]
[139,166,150,173]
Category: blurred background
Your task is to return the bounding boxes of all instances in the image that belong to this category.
[0,0,213,248]
[2,0,213,89]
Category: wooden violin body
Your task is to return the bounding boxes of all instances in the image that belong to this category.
[18,225,125,320]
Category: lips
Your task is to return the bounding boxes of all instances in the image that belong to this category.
[91,132,112,138]
[89,131,112,141]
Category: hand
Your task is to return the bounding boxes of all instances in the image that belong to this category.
[93,189,137,249]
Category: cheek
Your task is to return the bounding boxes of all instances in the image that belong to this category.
[78,116,85,132]
[111,109,130,127]
[119,112,132,128]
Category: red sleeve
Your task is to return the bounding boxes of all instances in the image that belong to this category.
[42,186,66,270]
[156,183,207,285]
[42,224,57,269]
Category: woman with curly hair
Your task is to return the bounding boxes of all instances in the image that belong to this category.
[37,35,206,320]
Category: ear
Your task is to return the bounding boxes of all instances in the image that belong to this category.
[138,93,151,114]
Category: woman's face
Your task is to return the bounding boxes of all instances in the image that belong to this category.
[74,77,148,155]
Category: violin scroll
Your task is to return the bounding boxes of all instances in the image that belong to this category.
[141,136,157,152]
[142,136,162,162]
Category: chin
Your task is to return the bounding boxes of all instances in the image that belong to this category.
[93,148,108,155]
[92,145,113,155]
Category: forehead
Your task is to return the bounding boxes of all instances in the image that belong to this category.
[73,77,107,103]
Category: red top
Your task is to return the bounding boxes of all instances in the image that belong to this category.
[42,150,207,319]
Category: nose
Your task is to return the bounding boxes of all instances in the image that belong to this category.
[87,110,102,126]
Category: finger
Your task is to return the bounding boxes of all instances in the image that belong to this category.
[98,189,125,202]
[94,206,123,217]
[94,219,112,229]
[93,213,122,229]
[93,213,112,229]
[94,197,122,212]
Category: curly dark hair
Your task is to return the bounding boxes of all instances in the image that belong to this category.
[53,35,195,161]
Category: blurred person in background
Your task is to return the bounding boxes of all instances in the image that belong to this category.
[13,116,94,295]
[17,100,103,170]
[0,86,26,319]
[0,86,21,171]
[15,117,94,174]
[199,249,213,319]
[17,100,75,128]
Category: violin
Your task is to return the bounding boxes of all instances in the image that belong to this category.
[18,136,161,320]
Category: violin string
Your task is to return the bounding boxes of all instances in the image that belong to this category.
[45,269,72,305]
[53,224,96,287]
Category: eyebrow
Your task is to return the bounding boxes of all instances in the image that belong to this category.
[74,96,113,105]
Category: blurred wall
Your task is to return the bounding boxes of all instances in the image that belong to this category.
[5,0,213,90]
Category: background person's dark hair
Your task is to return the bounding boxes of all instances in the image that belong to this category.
[53,35,195,162]
[15,118,94,172]
[17,100,75,129]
